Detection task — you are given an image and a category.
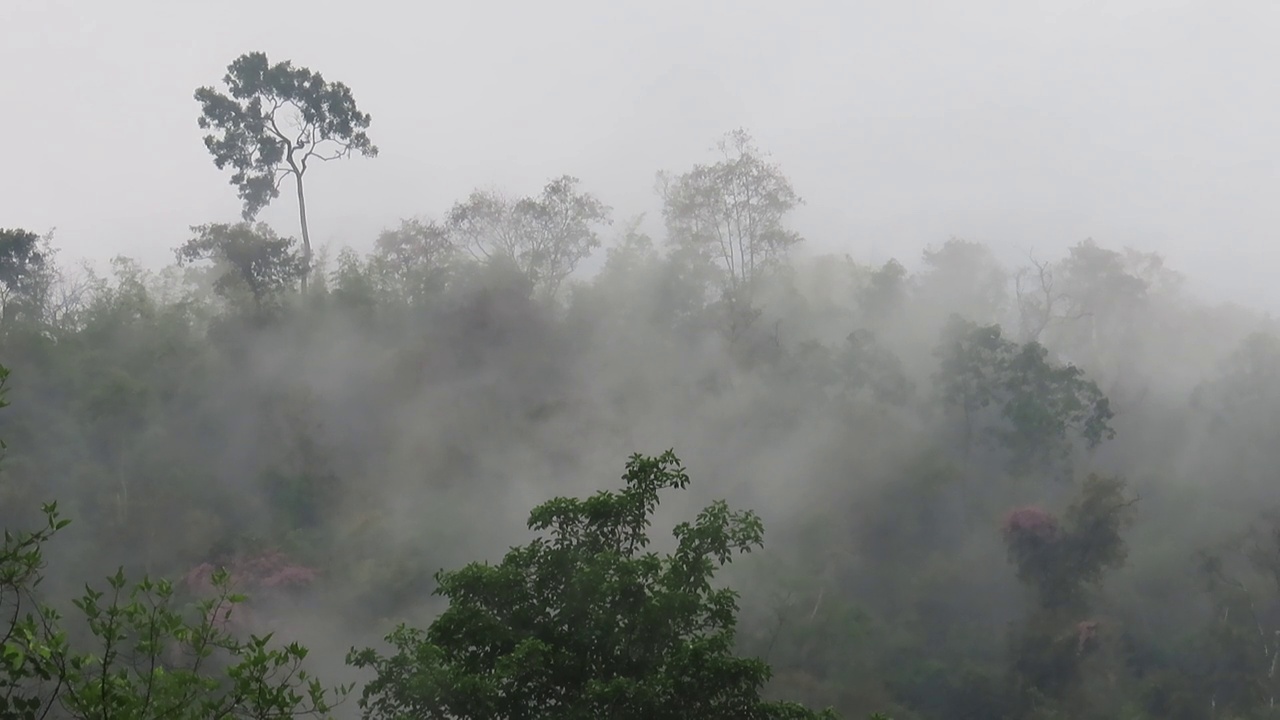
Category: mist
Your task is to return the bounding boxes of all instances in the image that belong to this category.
[4,1,1280,307]
[3,2,1280,719]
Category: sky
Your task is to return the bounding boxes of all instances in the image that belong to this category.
[1,0,1277,308]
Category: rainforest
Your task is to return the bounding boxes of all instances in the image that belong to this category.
[3,30,1280,720]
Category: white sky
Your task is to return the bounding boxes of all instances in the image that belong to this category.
[1,0,1277,307]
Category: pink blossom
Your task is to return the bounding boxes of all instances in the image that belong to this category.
[1076,619,1100,652]
[182,550,317,636]
[1001,506,1060,543]
[183,550,318,597]
[183,562,222,595]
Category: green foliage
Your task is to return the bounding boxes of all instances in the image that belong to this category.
[10,120,1280,720]
[0,500,71,719]
[0,229,44,293]
[935,316,1115,476]
[175,222,306,315]
[0,229,50,328]
[0,522,350,719]
[1000,476,1139,716]
[195,51,377,289]
[0,364,350,719]
[368,219,457,307]
[55,566,347,720]
[445,175,612,299]
[194,51,378,222]
[658,129,802,332]
[348,451,837,719]
[1002,475,1138,610]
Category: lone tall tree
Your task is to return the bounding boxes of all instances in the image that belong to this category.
[195,51,378,290]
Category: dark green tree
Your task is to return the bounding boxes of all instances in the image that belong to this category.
[934,316,1115,476]
[348,451,837,720]
[1000,475,1138,716]
[0,228,50,327]
[176,222,306,316]
[933,318,1012,458]
[195,51,378,289]
[999,341,1115,474]
[1001,475,1137,611]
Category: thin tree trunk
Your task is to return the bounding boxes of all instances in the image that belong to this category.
[294,172,311,293]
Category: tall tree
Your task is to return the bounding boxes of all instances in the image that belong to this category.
[658,129,802,332]
[195,52,378,290]
[445,175,611,299]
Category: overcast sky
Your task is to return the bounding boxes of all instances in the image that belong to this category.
[2,0,1277,308]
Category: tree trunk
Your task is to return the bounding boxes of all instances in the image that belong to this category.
[294,172,312,293]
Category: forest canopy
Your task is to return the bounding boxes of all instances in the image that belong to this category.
[1,54,1279,720]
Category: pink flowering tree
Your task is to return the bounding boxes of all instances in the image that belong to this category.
[1001,505,1063,606]
[183,549,318,633]
[1000,475,1135,610]
[1000,475,1137,714]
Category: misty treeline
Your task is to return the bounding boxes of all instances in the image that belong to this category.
[3,53,1280,720]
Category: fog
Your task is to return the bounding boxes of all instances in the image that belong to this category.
[3,1,1278,307]
[3,2,1280,719]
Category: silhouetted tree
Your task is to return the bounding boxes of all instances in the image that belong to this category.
[195,51,378,289]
